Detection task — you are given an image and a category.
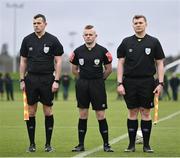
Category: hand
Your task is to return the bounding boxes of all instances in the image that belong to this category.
[20,81,25,91]
[52,81,59,92]
[153,84,163,96]
[117,84,126,96]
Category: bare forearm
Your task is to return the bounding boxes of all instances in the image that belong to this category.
[72,65,79,78]
[54,57,62,80]
[103,68,112,79]
[19,57,27,79]
[103,63,112,80]
[156,60,164,82]
[117,58,124,82]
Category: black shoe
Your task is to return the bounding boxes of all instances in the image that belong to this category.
[143,146,154,153]
[72,144,85,152]
[104,144,114,152]
[26,144,36,152]
[44,144,54,152]
[124,145,135,152]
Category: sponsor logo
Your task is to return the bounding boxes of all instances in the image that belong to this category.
[102,104,106,108]
[79,58,84,65]
[29,47,33,51]
[69,52,75,62]
[106,52,112,62]
[129,49,133,53]
[145,48,151,55]
[150,102,153,107]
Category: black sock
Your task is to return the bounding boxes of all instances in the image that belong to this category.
[127,119,138,147]
[26,116,36,145]
[98,119,109,146]
[45,115,54,146]
[78,118,87,146]
[141,120,152,147]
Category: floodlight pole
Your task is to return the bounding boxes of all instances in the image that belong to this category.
[6,3,24,72]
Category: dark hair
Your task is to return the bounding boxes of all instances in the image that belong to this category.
[133,15,147,22]
[33,14,46,22]
[84,25,94,29]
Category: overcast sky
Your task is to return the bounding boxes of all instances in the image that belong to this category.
[0,0,180,67]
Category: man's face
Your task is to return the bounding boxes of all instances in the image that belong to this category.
[83,28,97,45]
[33,17,46,34]
[133,17,147,34]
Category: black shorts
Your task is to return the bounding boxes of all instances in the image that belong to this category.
[25,73,54,106]
[123,76,155,109]
[75,78,107,110]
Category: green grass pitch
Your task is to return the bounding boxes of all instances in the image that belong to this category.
[0,88,180,157]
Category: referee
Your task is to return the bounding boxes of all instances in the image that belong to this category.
[70,25,113,152]
[117,15,165,153]
[19,14,64,152]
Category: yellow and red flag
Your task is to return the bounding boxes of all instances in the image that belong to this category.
[23,91,29,120]
[153,94,159,125]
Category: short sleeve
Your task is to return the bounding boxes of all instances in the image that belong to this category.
[117,40,126,58]
[154,39,165,60]
[20,38,28,57]
[69,51,78,65]
[53,37,64,56]
[103,50,112,65]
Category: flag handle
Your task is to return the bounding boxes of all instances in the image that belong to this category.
[153,94,159,125]
[23,91,29,121]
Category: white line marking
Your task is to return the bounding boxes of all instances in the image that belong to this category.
[72,110,180,158]
[156,111,180,123]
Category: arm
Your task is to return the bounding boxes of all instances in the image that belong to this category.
[19,56,27,90]
[71,64,79,78]
[103,63,112,80]
[117,58,126,95]
[153,59,164,96]
[52,56,62,92]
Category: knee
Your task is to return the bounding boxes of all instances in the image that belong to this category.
[128,109,139,120]
[140,108,151,120]
[43,107,53,116]
[96,111,105,120]
[28,110,36,117]
[79,111,88,119]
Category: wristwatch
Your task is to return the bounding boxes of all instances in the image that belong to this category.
[158,82,164,87]
[117,82,123,86]
[54,80,59,84]
[20,79,25,82]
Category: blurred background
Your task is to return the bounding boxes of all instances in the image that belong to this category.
[0,0,179,100]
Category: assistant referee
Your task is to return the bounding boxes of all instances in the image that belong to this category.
[19,14,64,152]
[117,15,165,153]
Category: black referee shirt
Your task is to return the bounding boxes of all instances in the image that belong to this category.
[20,32,64,74]
[117,34,165,77]
[70,44,112,79]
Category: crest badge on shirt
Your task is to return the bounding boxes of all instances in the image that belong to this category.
[44,46,50,54]
[145,48,151,55]
[94,59,100,65]
[29,47,33,51]
[79,58,84,65]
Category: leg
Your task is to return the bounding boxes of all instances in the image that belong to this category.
[72,108,88,152]
[96,110,113,152]
[140,107,153,153]
[26,104,37,152]
[43,105,54,152]
[7,91,9,101]
[125,108,139,152]
[10,90,14,100]
[64,87,68,100]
